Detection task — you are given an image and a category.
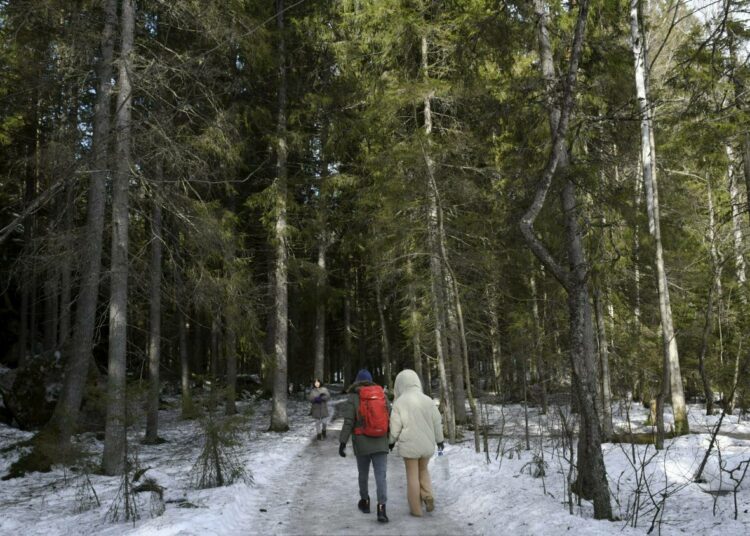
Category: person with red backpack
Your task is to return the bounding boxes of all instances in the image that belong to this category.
[338,368,390,523]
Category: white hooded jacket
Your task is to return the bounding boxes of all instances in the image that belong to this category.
[389,369,444,459]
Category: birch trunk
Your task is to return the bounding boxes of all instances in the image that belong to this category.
[725,145,746,413]
[269,0,289,432]
[144,163,163,444]
[103,0,135,475]
[630,0,688,435]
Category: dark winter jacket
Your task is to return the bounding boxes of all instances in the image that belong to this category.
[339,380,390,456]
[308,386,330,419]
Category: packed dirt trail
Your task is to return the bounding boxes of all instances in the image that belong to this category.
[280,409,477,536]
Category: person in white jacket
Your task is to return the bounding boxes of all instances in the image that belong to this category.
[388,369,444,517]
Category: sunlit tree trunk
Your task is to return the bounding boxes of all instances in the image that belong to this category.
[725,145,746,413]
[630,0,688,435]
[422,34,455,441]
[103,0,135,475]
[520,0,611,518]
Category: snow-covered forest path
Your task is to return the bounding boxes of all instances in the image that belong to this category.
[261,405,477,536]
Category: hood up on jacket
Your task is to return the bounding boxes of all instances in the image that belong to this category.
[394,369,422,399]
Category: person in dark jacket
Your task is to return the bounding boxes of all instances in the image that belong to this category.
[309,379,331,440]
[339,369,390,523]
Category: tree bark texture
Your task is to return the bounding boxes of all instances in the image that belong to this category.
[103,0,135,476]
[422,34,456,442]
[145,163,163,444]
[520,0,612,519]
[45,0,117,455]
[630,0,688,435]
[270,0,289,432]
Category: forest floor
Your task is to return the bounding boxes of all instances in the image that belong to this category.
[0,388,749,535]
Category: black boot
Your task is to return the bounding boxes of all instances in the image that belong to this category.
[316,433,322,440]
[358,498,370,514]
[322,428,326,438]
[377,503,388,523]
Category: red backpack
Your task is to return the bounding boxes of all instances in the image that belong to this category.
[354,385,389,437]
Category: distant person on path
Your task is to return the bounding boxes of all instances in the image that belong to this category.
[309,378,330,440]
[339,368,390,523]
[388,368,444,517]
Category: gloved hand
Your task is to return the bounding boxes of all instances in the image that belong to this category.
[313,396,322,403]
[437,441,444,452]
[339,443,347,457]
[388,443,394,452]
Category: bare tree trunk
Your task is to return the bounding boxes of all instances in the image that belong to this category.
[225,310,237,416]
[520,0,611,519]
[487,286,502,396]
[344,284,353,385]
[176,272,193,418]
[630,0,688,435]
[43,0,117,456]
[144,163,163,444]
[58,182,73,349]
[444,262,467,424]
[103,0,135,476]
[593,285,614,439]
[422,34,455,442]
[726,145,747,413]
[529,272,548,414]
[314,239,327,382]
[375,280,392,392]
[407,258,423,383]
[269,0,289,432]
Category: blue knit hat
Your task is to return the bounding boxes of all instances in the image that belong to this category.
[354,369,373,383]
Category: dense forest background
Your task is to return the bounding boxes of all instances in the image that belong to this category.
[1,0,749,520]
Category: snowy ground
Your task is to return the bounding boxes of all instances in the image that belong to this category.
[0,392,749,535]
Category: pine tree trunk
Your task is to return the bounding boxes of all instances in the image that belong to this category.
[103,0,135,476]
[144,163,163,444]
[58,181,73,349]
[422,34,455,442]
[630,0,688,435]
[407,258,423,383]
[375,280,392,391]
[344,285,353,385]
[43,0,117,456]
[487,287,502,396]
[314,239,327,382]
[269,0,289,432]
[225,311,237,416]
[176,272,193,418]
